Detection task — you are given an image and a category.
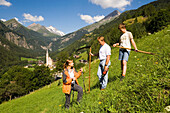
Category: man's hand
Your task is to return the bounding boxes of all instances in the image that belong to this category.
[89,52,94,56]
[104,66,108,71]
[103,66,108,76]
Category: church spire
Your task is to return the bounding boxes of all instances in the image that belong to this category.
[46,49,49,66]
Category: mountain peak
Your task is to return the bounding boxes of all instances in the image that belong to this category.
[103,10,121,20]
[46,26,65,36]
[27,23,41,28]
[4,18,22,30]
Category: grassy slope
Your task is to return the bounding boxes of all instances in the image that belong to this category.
[0,26,169,113]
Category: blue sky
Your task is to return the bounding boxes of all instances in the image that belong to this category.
[0,0,156,34]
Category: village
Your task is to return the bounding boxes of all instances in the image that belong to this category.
[23,49,88,78]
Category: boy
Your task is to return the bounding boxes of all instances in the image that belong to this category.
[113,23,138,81]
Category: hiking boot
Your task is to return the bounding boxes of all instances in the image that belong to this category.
[120,76,125,81]
[100,88,105,91]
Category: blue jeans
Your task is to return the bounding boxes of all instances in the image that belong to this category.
[97,59,111,89]
[119,49,130,61]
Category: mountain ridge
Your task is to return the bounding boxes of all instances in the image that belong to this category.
[27,23,64,37]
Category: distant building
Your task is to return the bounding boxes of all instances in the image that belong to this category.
[24,64,34,68]
[73,55,80,59]
[46,49,53,67]
[79,59,88,64]
[38,60,44,66]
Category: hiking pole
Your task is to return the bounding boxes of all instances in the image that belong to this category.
[82,72,86,93]
[89,47,91,92]
[72,80,75,102]
[115,46,155,55]
[75,46,91,92]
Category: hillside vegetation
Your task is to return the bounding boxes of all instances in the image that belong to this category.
[53,0,170,59]
[0,26,169,113]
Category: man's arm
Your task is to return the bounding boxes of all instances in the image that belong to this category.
[104,55,110,70]
[90,52,99,57]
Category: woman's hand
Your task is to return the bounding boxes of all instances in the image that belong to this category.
[80,68,83,72]
[72,77,76,81]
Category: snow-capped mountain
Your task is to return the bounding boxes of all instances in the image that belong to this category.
[46,26,65,36]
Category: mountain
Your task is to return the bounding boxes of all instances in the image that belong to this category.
[83,10,121,32]
[2,10,120,54]
[46,26,65,36]
[0,21,36,68]
[27,23,63,37]
[0,20,30,49]
[54,10,120,51]
[102,10,121,21]
[4,19,52,52]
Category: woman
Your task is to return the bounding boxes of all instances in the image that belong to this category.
[62,60,83,109]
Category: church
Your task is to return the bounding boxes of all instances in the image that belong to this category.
[46,49,53,68]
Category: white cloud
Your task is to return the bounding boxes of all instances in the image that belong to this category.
[80,14,105,24]
[89,0,131,11]
[1,18,6,22]
[23,13,44,22]
[0,0,12,7]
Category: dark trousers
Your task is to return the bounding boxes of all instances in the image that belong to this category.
[65,84,83,109]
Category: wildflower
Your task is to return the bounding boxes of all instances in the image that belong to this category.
[59,105,62,107]
[137,58,139,60]
[140,65,142,67]
[134,56,137,58]
[165,106,170,112]
[155,62,158,64]
[99,101,102,104]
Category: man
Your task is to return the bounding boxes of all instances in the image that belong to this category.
[113,23,138,81]
[90,36,111,90]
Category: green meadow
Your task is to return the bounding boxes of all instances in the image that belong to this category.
[21,57,38,62]
[0,26,169,112]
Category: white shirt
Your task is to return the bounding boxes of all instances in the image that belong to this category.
[68,69,74,78]
[99,43,111,60]
[68,69,75,84]
[120,31,133,49]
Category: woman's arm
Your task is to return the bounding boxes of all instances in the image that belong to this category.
[74,68,83,79]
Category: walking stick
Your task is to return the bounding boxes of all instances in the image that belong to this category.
[116,46,155,55]
[72,81,75,102]
[82,72,86,93]
[89,47,91,92]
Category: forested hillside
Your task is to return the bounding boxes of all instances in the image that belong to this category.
[53,0,170,60]
[0,21,37,70]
